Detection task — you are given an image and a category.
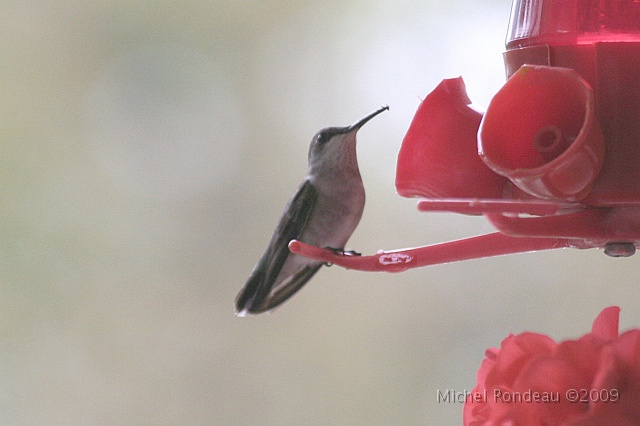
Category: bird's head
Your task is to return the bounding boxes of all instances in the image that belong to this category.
[307,106,389,176]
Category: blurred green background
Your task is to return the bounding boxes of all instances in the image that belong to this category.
[2,0,640,424]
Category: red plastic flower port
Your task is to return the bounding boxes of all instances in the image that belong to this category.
[464,307,640,425]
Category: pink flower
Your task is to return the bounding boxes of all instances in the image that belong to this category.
[464,307,640,425]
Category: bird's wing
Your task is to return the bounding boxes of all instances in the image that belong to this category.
[236,179,321,314]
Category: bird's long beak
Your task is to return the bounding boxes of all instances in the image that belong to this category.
[343,105,389,133]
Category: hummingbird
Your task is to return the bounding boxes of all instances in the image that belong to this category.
[236,106,389,315]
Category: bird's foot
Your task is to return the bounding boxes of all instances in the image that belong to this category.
[342,249,362,257]
[321,247,361,266]
[328,247,361,256]
[324,247,361,265]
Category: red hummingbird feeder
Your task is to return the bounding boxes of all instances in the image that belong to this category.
[289,0,640,272]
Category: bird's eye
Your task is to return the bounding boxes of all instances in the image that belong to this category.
[316,132,328,143]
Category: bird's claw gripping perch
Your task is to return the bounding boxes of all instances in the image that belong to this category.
[328,248,361,256]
